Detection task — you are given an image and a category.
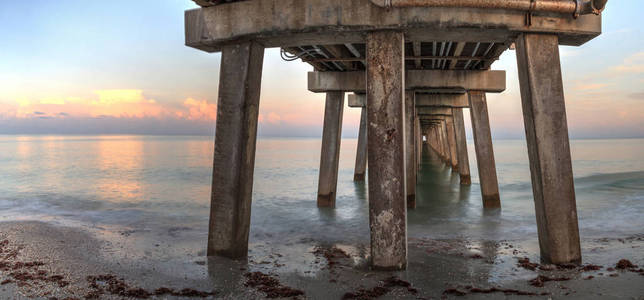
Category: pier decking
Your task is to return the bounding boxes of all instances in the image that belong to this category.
[185,0,605,269]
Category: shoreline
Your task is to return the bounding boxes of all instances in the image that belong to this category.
[0,220,641,299]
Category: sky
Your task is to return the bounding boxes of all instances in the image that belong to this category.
[0,0,642,138]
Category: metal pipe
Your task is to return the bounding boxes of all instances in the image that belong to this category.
[302,54,488,64]
[369,0,607,16]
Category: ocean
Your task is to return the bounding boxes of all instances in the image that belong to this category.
[0,135,643,276]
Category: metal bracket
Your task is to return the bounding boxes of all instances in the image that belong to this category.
[574,0,582,18]
[525,0,536,26]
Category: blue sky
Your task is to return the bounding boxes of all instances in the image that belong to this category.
[0,0,642,138]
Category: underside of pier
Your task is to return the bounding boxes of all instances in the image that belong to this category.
[186,0,603,270]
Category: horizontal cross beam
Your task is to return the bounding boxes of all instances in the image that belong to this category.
[186,0,602,52]
[348,93,469,108]
[417,107,453,116]
[309,70,505,93]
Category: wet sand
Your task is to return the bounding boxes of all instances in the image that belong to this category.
[0,221,641,299]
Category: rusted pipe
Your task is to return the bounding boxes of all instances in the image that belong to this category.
[369,0,607,16]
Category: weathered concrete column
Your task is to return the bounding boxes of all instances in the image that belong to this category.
[354,107,368,181]
[318,91,345,207]
[440,120,451,163]
[434,126,440,155]
[415,116,421,170]
[516,33,581,264]
[469,91,501,208]
[430,126,438,154]
[366,30,407,270]
[445,115,459,170]
[433,125,442,157]
[431,126,438,155]
[208,42,264,258]
[404,91,417,209]
[453,108,471,185]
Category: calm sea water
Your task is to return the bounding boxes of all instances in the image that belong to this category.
[0,135,642,256]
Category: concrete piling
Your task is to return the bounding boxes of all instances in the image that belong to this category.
[405,91,417,208]
[430,126,438,156]
[415,116,421,170]
[516,33,581,264]
[469,91,501,209]
[366,31,407,270]
[208,41,264,258]
[317,92,345,207]
[440,120,451,164]
[354,107,368,181]
[432,125,441,158]
[445,115,459,170]
[452,108,472,185]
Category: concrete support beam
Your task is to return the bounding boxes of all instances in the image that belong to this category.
[432,125,440,157]
[309,70,506,93]
[441,120,451,164]
[407,70,506,93]
[416,93,469,107]
[433,126,439,155]
[469,91,501,209]
[208,42,264,258]
[404,91,417,209]
[354,107,368,181]
[516,33,581,265]
[429,126,437,154]
[318,92,345,207]
[366,31,407,270]
[445,115,459,169]
[352,92,469,108]
[430,126,439,156]
[415,115,421,169]
[433,126,442,158]
[348,93,366,107]
[186,0,602,53]
[453,108,472,185]
[417,106,453,116]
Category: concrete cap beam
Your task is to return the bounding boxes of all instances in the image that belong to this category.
[350,92,470,108]
[416,93,469,107]
[417,107,453,116]
[348,94,366,108]
[309,70,505,93]
[186,0,602,52]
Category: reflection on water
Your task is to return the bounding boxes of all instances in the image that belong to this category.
[95,137,144,202]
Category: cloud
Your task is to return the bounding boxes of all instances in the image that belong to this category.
[84,89,165,118]
[262,112,282,124]
[0,89,221,124]
[93,89,156,105]
[611,52,644,74]
[573,83,609,91]
[181,98,216,120]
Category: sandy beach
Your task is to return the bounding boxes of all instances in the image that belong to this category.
[0,220,641,299]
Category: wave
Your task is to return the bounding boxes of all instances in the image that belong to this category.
[574,171,644,193]
[499,170,644,192]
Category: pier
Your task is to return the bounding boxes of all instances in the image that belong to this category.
[186,0,606,269]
